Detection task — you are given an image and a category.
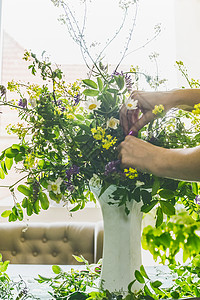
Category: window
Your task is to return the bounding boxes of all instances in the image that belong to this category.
[0,0,176,208]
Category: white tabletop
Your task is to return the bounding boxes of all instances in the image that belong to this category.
[6,264,173,299]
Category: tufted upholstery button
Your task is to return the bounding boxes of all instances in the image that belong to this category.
[52,251,57,257]
[33,251,38,257]
[11,250,17,256]
[21,237,25,242]
[42,237,47,243]
[63,237,68,243]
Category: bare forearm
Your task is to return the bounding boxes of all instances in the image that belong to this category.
[171,89,200,111]
[153,146,200,182]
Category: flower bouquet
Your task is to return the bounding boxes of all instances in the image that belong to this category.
[0,52,199,224]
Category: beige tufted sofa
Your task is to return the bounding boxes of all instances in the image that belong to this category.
[0,222,104,265]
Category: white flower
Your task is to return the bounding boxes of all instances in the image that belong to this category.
[135,181,145,187]
[28,98,37,108]
[89,174,101,188]
[47,177,63,195]
[85,98,101,112]
[125,97,138,110]
[107,117,120,129]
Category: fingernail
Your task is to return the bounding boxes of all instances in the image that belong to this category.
[128,130,137,136]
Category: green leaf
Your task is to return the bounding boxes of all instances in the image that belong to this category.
[1,161,7,175]
[17,185,31,197]
[127,280,136,294]
[134,270,145,283]
[40,178,48,188]
[97,77,103,90]
[160,200,175,216]
[115,75,124,90]
[0,168,5,179]
[8,213,17,222]
[5,157,13,170]
[33,199,40,214]
[72,255,84,263]
[159,189,175,199]
[155,206,163,228]
[76,114,85,121]
[1,210,12,218]
[49,191,59,201]
[107,88,119,94]
[141,200,158,213]
[26,201,33,216]
[83,89,99,96]
[133,187,140,202]
[52,265,62,274]
[5,148,19,158]
[70,204,81,212]
[39,192,49,210]
[74,135,90,143]
[192,182,198,195]
[0,151,5,161]
[15,203,23,221]
[151,280,162,288]
[170,291,179,299]
[144,284,153,296]
[11,144,21,151]
[140,265,149,279]
[141,190,152,204]
[14,153,24,163]
[82,79,98,89]
[152,177,160,196]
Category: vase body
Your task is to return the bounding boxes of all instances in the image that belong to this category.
[91,185,143,294]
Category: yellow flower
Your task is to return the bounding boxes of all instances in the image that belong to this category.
[124,167,138,179]
[91,128,97,134]
[91,127,105,141]
[192,103,200,115]
[152,104,164,115]
[102,135,117,150]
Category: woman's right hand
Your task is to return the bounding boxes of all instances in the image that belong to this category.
[120,90,175,135]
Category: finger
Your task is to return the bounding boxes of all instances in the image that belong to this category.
[129,111,155,133]
[120,105,129,135]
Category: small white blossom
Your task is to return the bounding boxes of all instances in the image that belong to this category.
[28,98,37,108]
[90,174,101,188]
[85,98,101,112]
[135,181,145,187]
[107,117,120,129]
[125,97,138,110]
[47,177,63,195]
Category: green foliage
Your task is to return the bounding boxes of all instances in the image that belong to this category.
[0,254,38,299]
[142,209,200,265]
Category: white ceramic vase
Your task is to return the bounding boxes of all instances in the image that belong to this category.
[91,185,143,294]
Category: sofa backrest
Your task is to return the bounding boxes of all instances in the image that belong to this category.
[0,222,104,265]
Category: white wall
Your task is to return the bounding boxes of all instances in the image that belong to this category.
[174,0,200,86]
[0,0,2,83]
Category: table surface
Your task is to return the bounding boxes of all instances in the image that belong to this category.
[6,264,174,299]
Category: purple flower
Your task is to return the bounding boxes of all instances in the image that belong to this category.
[195,195,200,205]
[104,160,120,176]
[74,92,80,106]
[66,165,80,180]
[124,73,132,92]
[64,180,75,192]
[112,71,133,92]
[18,98,27,108]
[57,99,66,112]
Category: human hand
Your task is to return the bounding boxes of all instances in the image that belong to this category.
[117,135,159,174]
[120,91,174,135]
